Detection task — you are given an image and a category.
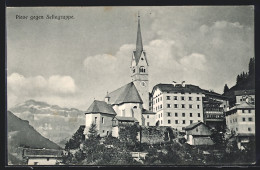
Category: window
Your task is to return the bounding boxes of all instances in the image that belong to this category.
[103,130,105,133]
[249,109,251,113]
[242,117,246,122]
[175,120,179,124]
[147,115,149,118]
[198,113,200,117]
[102,117,104,124]
[248,127,252,132]
[236,128,238,131]
[189,97,192,101]
[175,113,178,117]
[147,122,150,126]
[167,96,171,100]
[47,158,49,161]
[160,97,162,101]
[190,120,193,124]
[196,128,198,132]
[181,96,185,101]
[182,104,185,108]
[197,97,200,101]
[168,120,171,124]
[197,105,200,109]
[182,120,186,124]
[189,104,192,108]
[182,113,185,117]
[167,104,171,108]
[167,112,171,117]
[95,117,97,123]
[248,117,253,121]
[160,104,162,109]
[161,120,162,124]
[161,113,163,117]
[242,109,245,113]
[174,96,178,100]
[34,162,38,165]
[190,113,193,117]
[174,104,178,108]
[140,66,145,73]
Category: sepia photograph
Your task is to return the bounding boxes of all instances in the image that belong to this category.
[6,6,255,166]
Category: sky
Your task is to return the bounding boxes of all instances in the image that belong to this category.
[7,6,254,110]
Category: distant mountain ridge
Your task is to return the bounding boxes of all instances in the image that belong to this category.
[9,99,85,147]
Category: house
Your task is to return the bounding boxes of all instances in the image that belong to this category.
[22,148,63,165]
[142,109,156,126]
[184,122,214,145]
[151,82,205,130]
[84,100,116,138]
[202,91,229,129]
[225,101,255,149]
[112,116,139,138]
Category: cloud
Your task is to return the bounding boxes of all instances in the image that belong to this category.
[7,73,77,108]
[180,53,207,71]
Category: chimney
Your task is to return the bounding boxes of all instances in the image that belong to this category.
[105,91,110,104]
[182,81,186,87]
[172,81,177,87]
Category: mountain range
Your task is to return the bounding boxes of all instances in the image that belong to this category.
[9,99,85,147]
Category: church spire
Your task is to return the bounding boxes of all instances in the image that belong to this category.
[135,13,143,57]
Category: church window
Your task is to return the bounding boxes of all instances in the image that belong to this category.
[102,117,104,124]
[133,68,135,73]
[95,117,97,124]
[140,66,145,73]
[141,58,144,60]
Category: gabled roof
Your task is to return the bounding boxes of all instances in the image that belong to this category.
[227,102,255,112]
[152,83,203,94]
[234,90,255,96]
[184,122,209,131]
[107,82,143,105]
[85,100,116,115]
[113,116,139,122]
[24,148,63,158]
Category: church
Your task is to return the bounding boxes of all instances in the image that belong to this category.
[84,15,156,138]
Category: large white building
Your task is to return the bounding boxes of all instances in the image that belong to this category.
[151,82,204,131]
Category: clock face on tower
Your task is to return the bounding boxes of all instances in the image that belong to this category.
[140,81,146,87]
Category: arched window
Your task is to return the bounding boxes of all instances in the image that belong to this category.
[139,66,145,73]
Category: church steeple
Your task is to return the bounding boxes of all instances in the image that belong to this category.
[136,13,143,57]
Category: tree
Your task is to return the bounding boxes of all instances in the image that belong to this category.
[65,126,85,150]
[87,122,98,139]
[223,84,229,93]
[249,57,255,76]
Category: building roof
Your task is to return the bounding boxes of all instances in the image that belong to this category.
[152,83,203,94]
[113,116,139,122]
[234,90,255,96]
[106,82,143,105]
[227,102,255,112]
[24,148,63,158]
[184,122,209,131]
[142,109,156,114]
[133,14,143,65]
[85,100,116,115]
[235,133,255,137]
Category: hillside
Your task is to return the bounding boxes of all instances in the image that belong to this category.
[9,99,85,145]
[7,111,61,150]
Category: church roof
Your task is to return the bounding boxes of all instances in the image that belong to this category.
[107,82,143,105]
[85,100,116,115]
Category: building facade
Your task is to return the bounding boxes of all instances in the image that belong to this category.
[151,82,204,131]
[202,91,229,129]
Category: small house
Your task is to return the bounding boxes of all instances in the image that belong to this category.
[184,122,214,145]
[23,148,63,165]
